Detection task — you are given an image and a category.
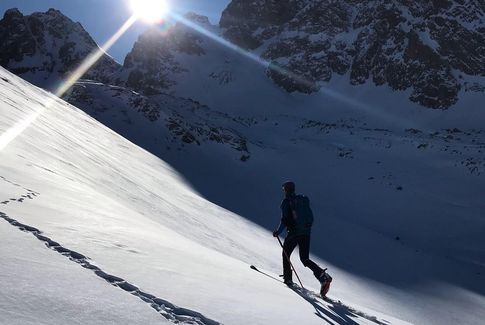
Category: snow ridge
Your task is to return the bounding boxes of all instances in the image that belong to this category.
[0,205,220,325]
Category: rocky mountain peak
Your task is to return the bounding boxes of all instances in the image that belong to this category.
[184,12,210,25]
[220,0,299,49]
[220,0,485,109]
[45,8,62,15]
[120,14,210,95]
[0,8,120,89]
[1,4,483,111]
[3,8,22,19]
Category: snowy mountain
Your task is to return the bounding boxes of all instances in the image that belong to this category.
[1,4,485,325]
[0,8,120,90]
[220,0,485,109]
[2,58,485,324]
[0,67,417,325]
[100,1,485,127]
[115,12,216,95]
[1,5,484,116]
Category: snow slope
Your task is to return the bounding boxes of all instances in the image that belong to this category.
[0,217,166,325]
[0,68,415,324]
[65,79,485,273]
[61,73,485,324]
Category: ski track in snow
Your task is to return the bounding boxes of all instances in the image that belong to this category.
[0,185,220,325]
[0,175,39,204]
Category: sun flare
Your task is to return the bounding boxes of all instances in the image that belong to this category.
[131,0,170,23]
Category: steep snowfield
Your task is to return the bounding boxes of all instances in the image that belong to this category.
[2,63,485,325]
[0,68,416,324]
[65,79,485,274]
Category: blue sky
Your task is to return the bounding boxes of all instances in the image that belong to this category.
[0,0,231,63]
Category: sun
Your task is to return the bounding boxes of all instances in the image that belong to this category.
[131,0,170,23]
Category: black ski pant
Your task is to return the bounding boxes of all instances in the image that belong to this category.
[283,234,323,282]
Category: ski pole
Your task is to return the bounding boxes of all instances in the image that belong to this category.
[277,236,305,289]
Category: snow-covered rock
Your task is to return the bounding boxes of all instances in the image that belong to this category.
[65,81,251,161]
[117,12,210,95]
[220,0,485,109]
[0,8,120,89]
[1,5,483,113]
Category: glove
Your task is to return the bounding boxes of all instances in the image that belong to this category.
[273,230,279,237]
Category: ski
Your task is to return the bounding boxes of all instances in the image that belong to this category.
[250,265,331,298]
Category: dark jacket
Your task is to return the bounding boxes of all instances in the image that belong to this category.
[280,194,297,231]
[276,193,312,236]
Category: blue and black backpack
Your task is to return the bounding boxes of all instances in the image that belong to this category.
[289,195,314,235]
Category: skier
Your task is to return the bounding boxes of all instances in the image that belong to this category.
[273,181,332,296]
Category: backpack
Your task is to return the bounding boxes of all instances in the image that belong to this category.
[289,195,314,234]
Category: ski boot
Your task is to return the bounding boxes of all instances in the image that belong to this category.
[318,269,332,297]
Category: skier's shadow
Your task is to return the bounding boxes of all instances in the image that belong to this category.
[290,286,359,325]
[250,266,386,325]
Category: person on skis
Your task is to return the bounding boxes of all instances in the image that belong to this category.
[273,181,332,296]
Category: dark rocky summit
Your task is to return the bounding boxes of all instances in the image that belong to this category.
[119,12,209,95]
[0,8,120,88]
[220,0,485,109]
[1,3,483,109]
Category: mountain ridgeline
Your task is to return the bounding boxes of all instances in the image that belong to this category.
[0,8,120,89]
[220,0,485,108]
[0,1,484,110]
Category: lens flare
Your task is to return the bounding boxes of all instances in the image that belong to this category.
[169,12,409,127]
[131,0,169,23]
[0,14,137,152]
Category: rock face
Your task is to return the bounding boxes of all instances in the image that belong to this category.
[0,8,120,88]
[118,13,209,95]
[66,82,251,160]
[220,0,485,109]
[219,0,299,49]
[1,4,483,110]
